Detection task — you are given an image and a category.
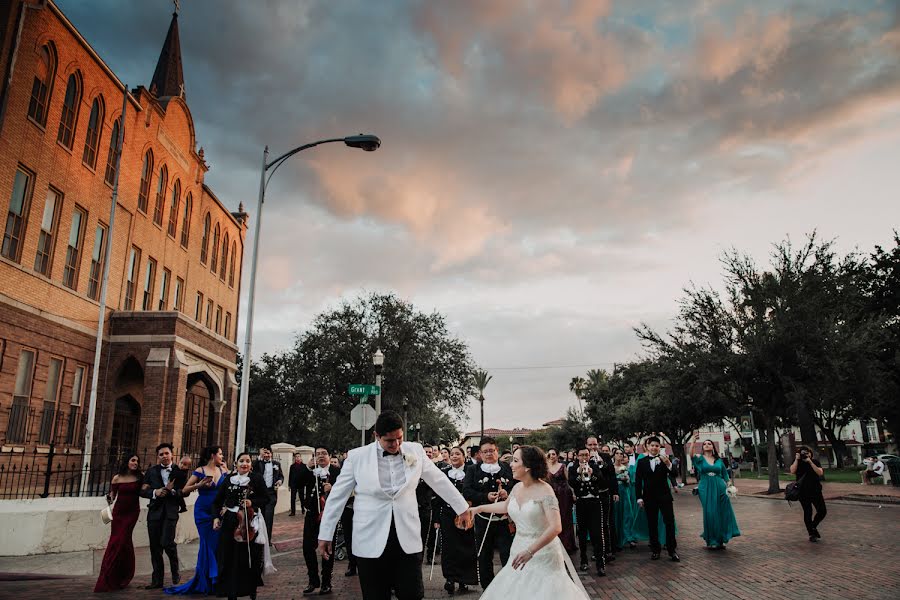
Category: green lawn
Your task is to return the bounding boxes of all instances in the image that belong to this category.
[733,467,866,484]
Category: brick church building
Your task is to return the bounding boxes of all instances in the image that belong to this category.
[0,1,246,463]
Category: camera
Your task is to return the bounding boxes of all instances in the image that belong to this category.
[799,450,809,459]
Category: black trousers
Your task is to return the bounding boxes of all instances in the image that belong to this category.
[147,517,179,585]
[644,498,677,554]
[799,492,827,534]
[289,486,299,515]
[419,504,436,564]
[600,491,615,554]
[303,512,334,585]
[341,505,357,569]
[473,516,513,589]
[356,519,424,600]
[262,488,277,541]
[575,498,605,568]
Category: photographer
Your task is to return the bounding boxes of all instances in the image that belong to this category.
[789,445,826,542]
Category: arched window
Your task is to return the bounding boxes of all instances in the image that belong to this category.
[220,232,229,280]
[200,212,211,264]
[210,223,220,273]
[82,97,104,168]
[28,44,56,126]
[180,192,192,248]
[56,72,81,148]
[228,241,237,287]
[137,150,153,213]
[167,180,181,238]
[103,117,121,185]
[153,165,167,226]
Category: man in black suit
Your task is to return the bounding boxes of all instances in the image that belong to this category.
[140,442,185,588]
[463,437,515,590]
[570,447,607,576]
[289,452,308,516]
[252,445,283,544]
[300,446,341,595]
[635,436,679,561]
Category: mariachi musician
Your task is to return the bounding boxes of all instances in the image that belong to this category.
[300,447,341,595]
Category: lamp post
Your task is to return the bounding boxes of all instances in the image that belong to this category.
[402,397,409,438]
[234,134,381,459]
[373,348,384,416]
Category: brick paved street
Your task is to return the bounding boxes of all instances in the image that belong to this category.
[1,493,898,600]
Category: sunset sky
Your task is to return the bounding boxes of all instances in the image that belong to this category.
[58,0,900,434]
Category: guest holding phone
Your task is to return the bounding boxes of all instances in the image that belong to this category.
[141,443,186,588]
[94,453,142,592]
[166,446,227,594]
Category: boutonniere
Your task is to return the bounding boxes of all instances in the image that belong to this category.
[273,464,280,471]
[403,453,417,467]
[479,477,489,484]
[499,477,509,485]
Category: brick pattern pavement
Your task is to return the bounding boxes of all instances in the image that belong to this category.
[2,493,898,599]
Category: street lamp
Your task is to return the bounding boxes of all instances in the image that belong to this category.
[234,134,381,458]
[402,397,409,437]
[373,348,384,416]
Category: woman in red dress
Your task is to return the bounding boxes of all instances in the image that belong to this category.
[546,448,578,553]
[94,453,143,593]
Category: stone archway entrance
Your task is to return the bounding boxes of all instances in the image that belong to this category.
[110,395,140,452]
[182,373,216,456]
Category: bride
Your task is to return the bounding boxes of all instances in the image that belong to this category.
[469,446,590,600]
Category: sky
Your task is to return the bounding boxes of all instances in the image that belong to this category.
[56,0,900,435]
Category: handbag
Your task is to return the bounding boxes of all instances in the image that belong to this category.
[784,475,805,503]
[100,494,117,525]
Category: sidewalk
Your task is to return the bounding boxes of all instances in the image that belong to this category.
[720,475,900,501]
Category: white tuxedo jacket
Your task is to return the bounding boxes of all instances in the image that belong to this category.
[318,441,468,558]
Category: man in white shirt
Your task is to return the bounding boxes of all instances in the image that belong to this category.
[861,456,885,484]
[252,446,283,543]
[317,411,472,600]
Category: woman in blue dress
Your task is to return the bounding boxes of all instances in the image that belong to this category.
[690,439,741,549]
[165,445,227,594]
[612,449,637,549]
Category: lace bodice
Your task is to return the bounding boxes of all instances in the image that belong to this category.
[508,494,559,538]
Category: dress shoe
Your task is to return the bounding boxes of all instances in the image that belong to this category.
[651,552,660,560]
[144,583,163,590]
[670,552,681,562]
[172,573,181,585]
[606,553,615,562]
[289,511,296,516]
[319,584,333,595]
[597,566,606,577]
[444,580,456,595]
[579,561,588,571]
[345,566,357,576]
[809,535,818,542]
[303,583,320,594]
[812,528,821,539]
[457,583,469,593]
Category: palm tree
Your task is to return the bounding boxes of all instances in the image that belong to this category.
[474,370,493,439]
[569,376,587,416]
[585,368,608,392]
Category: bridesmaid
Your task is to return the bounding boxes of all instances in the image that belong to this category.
[94,453,143,592]
[691,439,741,549]
[213,452,270,600]
[546,448,577,553]
[432,447,478,595]
[165,445,227,594]
[612,449,637,550]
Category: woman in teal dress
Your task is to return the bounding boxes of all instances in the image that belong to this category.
[612,449,637,549]
[630,451,677,546]
[691,439,741,549]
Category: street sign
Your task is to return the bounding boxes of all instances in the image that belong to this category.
[350,403,377,431]
[349,384,381,396]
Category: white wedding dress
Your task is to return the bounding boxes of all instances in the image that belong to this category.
[479,494,590,600]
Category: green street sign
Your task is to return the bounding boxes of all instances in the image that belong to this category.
[348,384,381,396]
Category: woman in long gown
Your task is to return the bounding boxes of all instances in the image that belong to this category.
[469,446,590,600]
[691,439,741,549]
[546,448,577,554]
[166,445,227,594]
[612,449,637,550]
[630,451,677,546]
[94,454,142,593]
[432,447,477,595]
[212,452,270,600]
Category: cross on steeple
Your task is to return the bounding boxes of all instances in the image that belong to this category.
[174,0,180,15]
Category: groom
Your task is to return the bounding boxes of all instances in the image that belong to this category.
[317,411,473,600]
[635,436,679,562]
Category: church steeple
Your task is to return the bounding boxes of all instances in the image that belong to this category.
[149,9,185,100]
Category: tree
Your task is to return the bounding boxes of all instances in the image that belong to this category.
[473,370,493,439]
[247,293,478,451]
[569,376,587,416]
[549,407,592,452]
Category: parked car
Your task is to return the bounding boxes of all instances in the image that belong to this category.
[876,454,900,464]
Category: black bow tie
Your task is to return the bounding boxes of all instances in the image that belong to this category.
[383,450,400,457]
[162,466,172,471]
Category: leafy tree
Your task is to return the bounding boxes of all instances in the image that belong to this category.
[548,407,592,452]
[473,370,493,438]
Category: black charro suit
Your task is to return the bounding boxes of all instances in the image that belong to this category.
[299,464,341,588]
[634,454,677,554]
[141,464,185,586]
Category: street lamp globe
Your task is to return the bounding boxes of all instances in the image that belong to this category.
[373,348,385,367]
[344,134,381,152]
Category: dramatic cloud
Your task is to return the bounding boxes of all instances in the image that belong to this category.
[57,0,900,432]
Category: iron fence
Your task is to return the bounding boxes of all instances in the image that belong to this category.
[0,446,200,500]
